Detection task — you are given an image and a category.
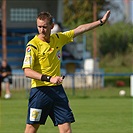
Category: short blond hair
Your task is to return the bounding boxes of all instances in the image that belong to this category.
[37,11,54,25]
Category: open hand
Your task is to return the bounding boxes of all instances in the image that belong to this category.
[102,10,111,24]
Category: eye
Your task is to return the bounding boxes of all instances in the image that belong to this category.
[38,26,46,28]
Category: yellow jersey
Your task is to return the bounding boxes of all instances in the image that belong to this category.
[22,30,74,87]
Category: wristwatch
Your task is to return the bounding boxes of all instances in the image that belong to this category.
[100,19,104,26]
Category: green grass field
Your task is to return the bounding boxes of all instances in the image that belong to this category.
[0,87,133,133]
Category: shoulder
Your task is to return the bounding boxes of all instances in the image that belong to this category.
[26,35,38,50]
[62,30,74,38]
[51,30,74,39]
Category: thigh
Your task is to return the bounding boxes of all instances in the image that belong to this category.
[27,87,53,125]
[49,85,75,126]
[2,76,12,84]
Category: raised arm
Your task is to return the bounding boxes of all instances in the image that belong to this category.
[73,10,111,37]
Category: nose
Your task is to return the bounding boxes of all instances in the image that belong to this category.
[40,27,45,32]
[40,27,44,31]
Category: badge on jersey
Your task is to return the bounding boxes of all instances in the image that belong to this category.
[30,108,42,121]
[26,46,31,52]
[56,50,61,60]
[23,55,32,65]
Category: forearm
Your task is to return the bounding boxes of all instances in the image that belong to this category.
[24,68,51,82]
[1,72,11,77]
[73,10,110,37]
[23,68,64,84]
[74,20,101,37]
[23,68,42,80]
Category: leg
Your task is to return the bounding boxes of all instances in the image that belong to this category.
[24,124,40,133]
[58,122,72,133]
[4,82,11,99]
[5,82,10,94]
[24,88,50,133]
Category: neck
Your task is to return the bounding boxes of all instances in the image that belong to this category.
[38,34,50,43]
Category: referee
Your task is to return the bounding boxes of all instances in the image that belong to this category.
[22,10,110,133]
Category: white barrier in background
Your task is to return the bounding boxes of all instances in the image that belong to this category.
[130,75,133,97]
[12,74,31,90]
[10,73,103,90]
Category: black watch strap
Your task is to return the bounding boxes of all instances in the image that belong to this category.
[41,75,52,82]
[100,19,104,26]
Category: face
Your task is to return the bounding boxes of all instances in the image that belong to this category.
[37,18,54,39]
[2,60,7,67]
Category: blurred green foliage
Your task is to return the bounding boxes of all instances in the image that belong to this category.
[98,22,133,57]
[63,0,133,73]
[63,0,110,28]
[98,22,133,73]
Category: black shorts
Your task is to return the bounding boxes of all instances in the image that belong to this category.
[1,75,12,84]
[26,85,75,126]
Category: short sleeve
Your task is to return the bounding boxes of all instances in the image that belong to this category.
[22,44,37,69]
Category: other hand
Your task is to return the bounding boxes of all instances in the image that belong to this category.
[50,76,64,84]
[101,10,111,24]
